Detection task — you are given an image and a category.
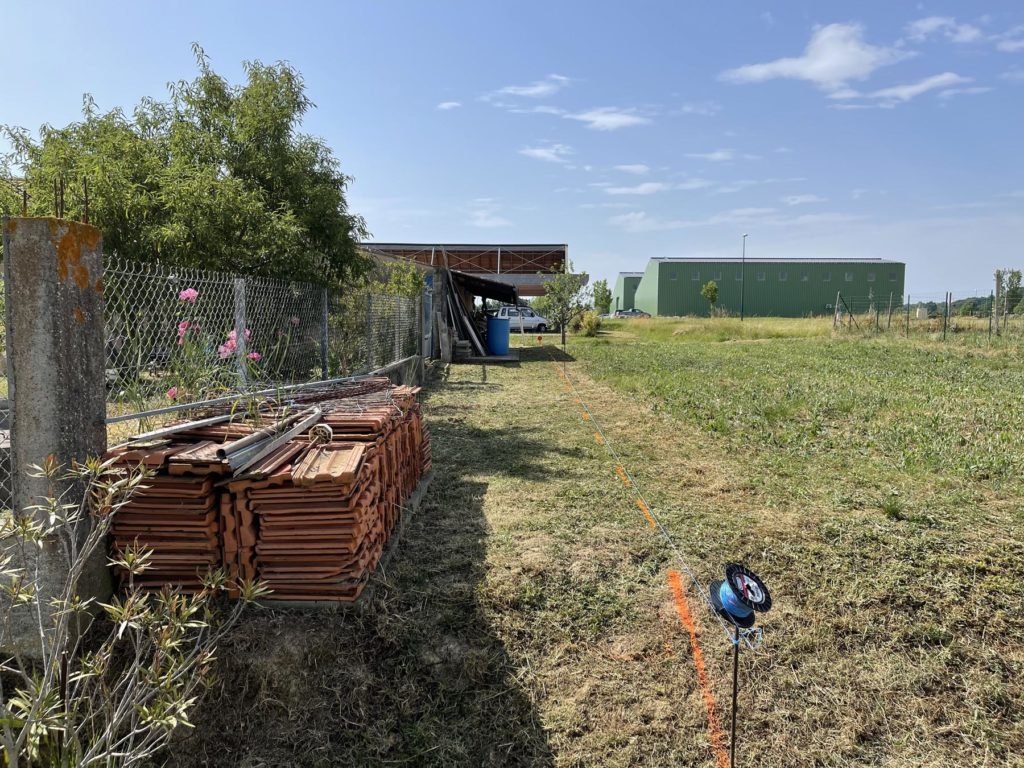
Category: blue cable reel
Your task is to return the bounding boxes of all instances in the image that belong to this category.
[709,563,772,629]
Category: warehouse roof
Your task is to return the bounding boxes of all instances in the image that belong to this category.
[651,257,902,264]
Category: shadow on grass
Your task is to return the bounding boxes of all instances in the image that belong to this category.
[516,344,575,363]
[174,371,557,767]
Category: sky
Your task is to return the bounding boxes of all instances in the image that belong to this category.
[3,1,1023,298]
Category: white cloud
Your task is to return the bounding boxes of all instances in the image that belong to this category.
[687,149,734,162]
[995,25,1024,52]
[468,200,511,228]
[905,16,982,44]
[782,194,827,206]
[775,146,793,153]
[565,107,651,130]
[605,182,674,195]
[614,164,650,175]
[677,101,722,117]
[491,74,571,99]
[1001,68,1024,82]
[609,207,863,232]
[519,143,573,163]
[720,23,910,92]
[677,178,715,190]
[938,86,992,99]
[831,72,974,107]
[436,101,462,110]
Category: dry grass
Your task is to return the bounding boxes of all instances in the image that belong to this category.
[170,325,1023,766]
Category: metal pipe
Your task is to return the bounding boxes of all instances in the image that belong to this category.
[215,409,307,459]
[105,373,383,425]
[111,412,241,450]
[232,407,323,474]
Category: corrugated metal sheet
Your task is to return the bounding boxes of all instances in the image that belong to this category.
[633,259,906,317]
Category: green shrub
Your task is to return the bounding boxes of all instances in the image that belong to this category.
[579,310,601,337]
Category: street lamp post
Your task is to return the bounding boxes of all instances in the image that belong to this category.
[740,234,748,321]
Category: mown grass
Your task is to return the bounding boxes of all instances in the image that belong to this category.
[570,319,1024,766]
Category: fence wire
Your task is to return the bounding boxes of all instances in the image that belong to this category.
[0,272,10,511]
[833,292,1024,340]
[103,257,421,430]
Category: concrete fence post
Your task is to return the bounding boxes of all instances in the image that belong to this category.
[233,278,248,385]
[320,287,330,379]
[2,216,108,654]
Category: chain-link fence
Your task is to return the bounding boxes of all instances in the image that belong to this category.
[0,272,10,511]
[104,257,422,434]
[833,291,1024,341]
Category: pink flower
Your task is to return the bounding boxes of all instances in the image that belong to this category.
[178,288,199,303]
[226,328,252,342]
[290,316,300,327]
[247,351,262,362]
[167,386,178,400]
[177,320,190,346]
[217,338,237,359]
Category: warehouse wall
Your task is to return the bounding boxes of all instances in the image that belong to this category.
[647,261,905,317]
[611,274,643,311]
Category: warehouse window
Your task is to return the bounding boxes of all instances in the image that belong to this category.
[735,272,743,281]
[801,273,810,282]
[867,272,876,282]
[692,271,700,281]
[757,272,766,282]
[779,272,788,282]
[845,272,854,282]
[669,271,678,280]
[823,272,832,282]
[889,272,898,281]
[713,271,723,281]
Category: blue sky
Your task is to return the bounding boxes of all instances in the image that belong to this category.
[3,1,1023,297]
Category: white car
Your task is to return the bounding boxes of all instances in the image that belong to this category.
[494,305,549,333]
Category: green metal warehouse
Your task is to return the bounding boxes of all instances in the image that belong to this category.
[611,272,644,311]
[630,257,906,317]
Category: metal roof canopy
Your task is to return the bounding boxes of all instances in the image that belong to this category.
[652,257,901,264]
[360,243,567,275]
[450,269,518,304]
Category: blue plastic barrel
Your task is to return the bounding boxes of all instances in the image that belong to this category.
[486,316,511,355]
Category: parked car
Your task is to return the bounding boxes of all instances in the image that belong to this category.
[494,305,549,332]
[613,308,651,318]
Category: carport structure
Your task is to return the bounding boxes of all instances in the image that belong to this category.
[360,243,570,297]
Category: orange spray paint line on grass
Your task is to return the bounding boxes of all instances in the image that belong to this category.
[615,465,631,487]
[635,498,657,529]
[581,411,591,421]
[594,432,605,445]
[668,570,730,768]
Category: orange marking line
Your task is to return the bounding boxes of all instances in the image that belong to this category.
[635,498,657,529]
[615,465,631,487]
[581,411,591,421]
[594,432,605,445]
[668,570,730,768]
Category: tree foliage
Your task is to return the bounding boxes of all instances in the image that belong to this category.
[539,262,590,344]
[700,280,719,311]
[591,279,612,315]
[1,45,367,284]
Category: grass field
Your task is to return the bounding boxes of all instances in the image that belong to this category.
[177,319,1023,767]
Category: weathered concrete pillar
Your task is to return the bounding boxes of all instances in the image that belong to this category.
[2,216,108,654]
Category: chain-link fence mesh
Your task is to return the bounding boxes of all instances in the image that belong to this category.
[104,257,422,433]
[0,272,10,511]
[833,291,1024,340]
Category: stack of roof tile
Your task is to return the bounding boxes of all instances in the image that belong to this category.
[106,381,431,602]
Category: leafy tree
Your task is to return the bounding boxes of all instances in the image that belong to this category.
[1005,269,1022,312]
[1016,296,1024,316]
[700,280,719,313]
[956,299,976,316]
[1,45,366,284]
[591,279,612,314]
[540,262,590,345]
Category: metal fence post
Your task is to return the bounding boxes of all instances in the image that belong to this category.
[366,294,375,370]
[233,278,248,385]
[320,287,329,379]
